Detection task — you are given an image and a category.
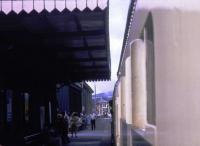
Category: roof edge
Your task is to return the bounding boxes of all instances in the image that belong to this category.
[117,0,137,77]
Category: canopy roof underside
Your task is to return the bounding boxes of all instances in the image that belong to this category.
[0,0,110,89]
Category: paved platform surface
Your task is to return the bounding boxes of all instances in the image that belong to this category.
[65,118,112,146]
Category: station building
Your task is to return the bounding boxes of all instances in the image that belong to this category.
[0,0,110,145]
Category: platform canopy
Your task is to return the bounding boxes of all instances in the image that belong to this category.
[0,0,110,88]
[0,0,108,13]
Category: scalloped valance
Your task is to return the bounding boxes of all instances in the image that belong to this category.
[0,0,108,14]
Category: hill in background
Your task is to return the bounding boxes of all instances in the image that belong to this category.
[92,91,113,101]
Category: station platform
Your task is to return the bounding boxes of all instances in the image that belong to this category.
[66,118,112,146]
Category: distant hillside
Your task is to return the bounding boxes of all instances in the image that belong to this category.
[92,91,113,100]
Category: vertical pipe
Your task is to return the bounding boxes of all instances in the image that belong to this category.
[131,39,147,129]
[120,76,126,120]
[117,82,122,146]
[125,56,132,124]
[0,90,6,135]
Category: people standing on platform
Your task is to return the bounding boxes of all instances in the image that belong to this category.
[69,112,79,138]
[86,114,91,127]
[90,113,96,130]
[80,112,87,130]
[55,112,67,145]
[62,111,70,143]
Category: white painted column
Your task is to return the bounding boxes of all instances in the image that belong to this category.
[131,39,147,129]
[117,82,122,146]
[125,56,132,124]
[121,76,126,120]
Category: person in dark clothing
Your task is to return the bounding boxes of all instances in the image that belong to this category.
[69,112,79,138]
[55,113,67,144]
[61,112,70,143]
[42,124,62,146]
[90,113,96,130]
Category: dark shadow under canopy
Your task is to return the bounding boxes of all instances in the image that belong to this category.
[0,7,110,89]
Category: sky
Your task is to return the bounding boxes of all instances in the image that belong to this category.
[87,0,130,94]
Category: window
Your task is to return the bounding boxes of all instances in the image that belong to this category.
[24,93,29,122]
[142,14,156,125]
[6,90,12,123]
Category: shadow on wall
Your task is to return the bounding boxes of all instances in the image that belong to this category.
[132,130,152,146]
[121,120,128,146]
[121,119,152,146]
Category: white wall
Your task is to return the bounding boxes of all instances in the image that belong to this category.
[116,1,200,146]
[153,8,200,146]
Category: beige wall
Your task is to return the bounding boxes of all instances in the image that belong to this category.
[115,2,200,146]
[153,9,200,146]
